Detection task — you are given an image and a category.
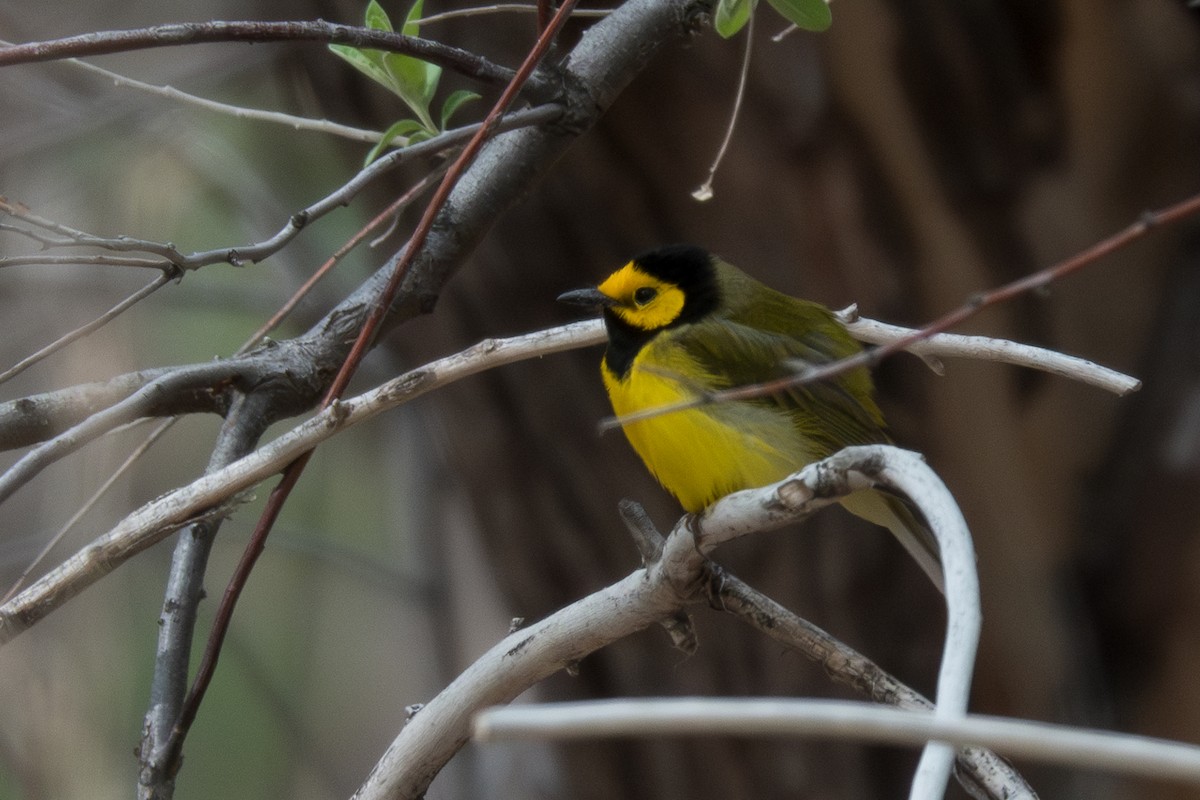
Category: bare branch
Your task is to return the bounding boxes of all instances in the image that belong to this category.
[416,4,612,24]
[0,367,216,451]
[678,445,980,799]
[616,499,1029,799]
[138,395,275,799]
[0,321,603,644]
[476,698,1200,788]
[2,419,173,604]
[0,273,173,386]
[53,54,399,145]
[837,305,1141,396]
[0,21,523,91]
[142,4,585,786]
[0,197,186,264]
[0,362,239,505]
[710,569,1030,800]
[0,254,170,271]
[2,105,562,275]
[351,446,981,800]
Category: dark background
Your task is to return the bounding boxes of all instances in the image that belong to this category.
[2,0,1199,797]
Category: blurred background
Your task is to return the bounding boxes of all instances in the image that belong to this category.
[2,0,1200,798]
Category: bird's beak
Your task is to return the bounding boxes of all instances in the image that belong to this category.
[557,287,616,309]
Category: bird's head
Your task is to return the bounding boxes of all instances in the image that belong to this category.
[558,244,720,332]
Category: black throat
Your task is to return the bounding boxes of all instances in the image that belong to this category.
[602,309,656,380]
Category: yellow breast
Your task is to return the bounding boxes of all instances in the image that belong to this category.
[602,341,818,513]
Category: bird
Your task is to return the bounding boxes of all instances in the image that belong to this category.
[558,244,943,591]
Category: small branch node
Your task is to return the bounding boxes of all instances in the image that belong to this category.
[617,498,665,563]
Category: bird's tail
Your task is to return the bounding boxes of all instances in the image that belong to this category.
[839,488,945,594]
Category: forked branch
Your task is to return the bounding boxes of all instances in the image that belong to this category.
[352,445,988,800]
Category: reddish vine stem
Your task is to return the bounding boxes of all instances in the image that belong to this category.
[156,0,581,779]
[243,166,448,349]
[603,190,1200,430]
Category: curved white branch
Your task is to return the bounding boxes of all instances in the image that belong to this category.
[474,698,1200,787]
[837,305,1141,396]
[864,449,979,799]
[351,445,984,799]
[688,446,980,800]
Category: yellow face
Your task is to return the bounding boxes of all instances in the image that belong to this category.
[597,262,687,331]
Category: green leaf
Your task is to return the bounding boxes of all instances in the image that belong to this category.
[763,0,831,32]
[364,118,429,165]
[328,0,442,131]
[399,0,422,37]
[365,0,394,31]
[714,0,755,38]
[382,0,440,130]
[328,43,394,91]
[439,89,480,129]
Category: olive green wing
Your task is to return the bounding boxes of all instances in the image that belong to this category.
[676,312,944,590]
[673,315,890,459]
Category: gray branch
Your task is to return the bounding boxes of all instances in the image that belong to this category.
[137,393,274,800]
[0,21,527,92]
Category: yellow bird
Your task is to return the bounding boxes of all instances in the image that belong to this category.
[560,244,942,590]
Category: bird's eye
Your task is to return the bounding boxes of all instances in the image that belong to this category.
[634,287,657,305]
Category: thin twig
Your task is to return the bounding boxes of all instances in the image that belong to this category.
[691,13,753,202]
[0,35,399,145]
[836,305,1142,395]
[243,166,448,348]
[0,21,520,90]
[598,316,1141,432]
[710,567,1032,799]
[0,272,175,386]
[0,254,170,270]
[64,55,398,145]
[771,23,797,42]
[597,192,1200,431]
[0,106,561,275]
[0,197,186,264]
[415,4,611,24]
[180,105,560,270]
[0,418,171,604]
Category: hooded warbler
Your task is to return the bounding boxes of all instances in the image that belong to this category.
[559,244,942,590]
